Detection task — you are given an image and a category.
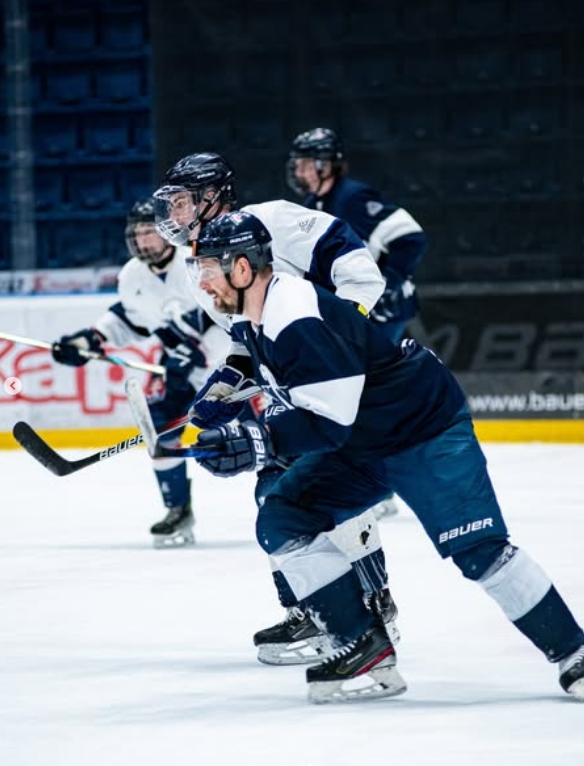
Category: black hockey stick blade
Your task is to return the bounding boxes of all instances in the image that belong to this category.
[12,421,145,477]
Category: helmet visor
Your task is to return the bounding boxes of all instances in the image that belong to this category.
[125,222,171,264]
[152,186,196,246]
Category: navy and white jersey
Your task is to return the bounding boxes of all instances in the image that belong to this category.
[231,273,466,459]
[192,199,385,330]
[304,177,427,323]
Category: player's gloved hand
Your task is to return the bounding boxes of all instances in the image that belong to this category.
[195,421,274,477]
[188,365,256,427]
[370,277,416,324]
[51,328,105,367]
[155,317,207,371]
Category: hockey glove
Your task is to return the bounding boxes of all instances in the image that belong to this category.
[51,328,105,367]
[195,421,274,477]
[155,317,207,372]
[189,365,256,428]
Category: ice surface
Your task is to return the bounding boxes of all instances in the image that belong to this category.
[1,443,583,766]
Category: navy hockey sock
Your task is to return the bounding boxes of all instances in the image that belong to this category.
[513,586,584,662]
[154,461,190,508]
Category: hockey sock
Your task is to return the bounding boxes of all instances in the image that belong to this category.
[154,460,190,508]
[479,546,584,661]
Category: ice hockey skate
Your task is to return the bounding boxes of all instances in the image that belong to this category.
[253,587,400,665]
[369,492,399,520]
[306,622,407,704]
[559,644,584,701]
[149,501,195,549]
[253,606,334,665]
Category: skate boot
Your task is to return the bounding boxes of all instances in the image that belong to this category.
[368,492,399,521]
[306,622,407,703]
[369,586,401,646]
[559,644,584,701]
[149,501,195,549]
[253,606,334,665]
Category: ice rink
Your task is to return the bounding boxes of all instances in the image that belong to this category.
[1,441,583,766]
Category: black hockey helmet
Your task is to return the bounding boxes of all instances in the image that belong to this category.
[192,211,272,274]
[289,127,345,162]
[125,198,174,266]
[153,152,237,246]
[287,128,345,196]
[187,211,272,313]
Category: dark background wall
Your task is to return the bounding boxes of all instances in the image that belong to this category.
[1,0,583,371]
[150,0,584,286]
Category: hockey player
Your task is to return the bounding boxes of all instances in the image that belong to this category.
[51,199,227,548]
[152,152,399,664]
[288,127,429,519]
[188,211,584,704]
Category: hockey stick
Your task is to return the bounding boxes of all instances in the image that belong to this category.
[12,383,263,477]
[0,330,166,376]
[126,377,224,459]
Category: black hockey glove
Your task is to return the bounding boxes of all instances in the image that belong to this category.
[189,365,256,428]
[195,421,274,478]
[51,328,105,367]
[155,318,207,375]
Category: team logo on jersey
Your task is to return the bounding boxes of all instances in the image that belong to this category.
[366,201,384,217]
[298,216,317,234]
[258,363,293,410]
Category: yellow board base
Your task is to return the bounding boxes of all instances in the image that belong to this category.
[1,420,584,451]
[0,424,201,451]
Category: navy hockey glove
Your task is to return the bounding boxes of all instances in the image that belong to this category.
[155,318,207,374]
[370,277,417,323]
[189,365,256,428]
[51,328,105,367]
[196,421,274,477]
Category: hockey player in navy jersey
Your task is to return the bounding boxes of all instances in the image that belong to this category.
[51,200,228,548]
[287,127,427,343]
[187,210,584,704]
[152,152,399,664]
[288,126,428,519]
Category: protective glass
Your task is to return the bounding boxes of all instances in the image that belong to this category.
[125,222,170,264]
[185,254,232,288]
[152,187,196,246]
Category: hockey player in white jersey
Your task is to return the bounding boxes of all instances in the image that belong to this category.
[152,152,399,663]
[51,199,227,548]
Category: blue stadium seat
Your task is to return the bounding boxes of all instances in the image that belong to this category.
[52,219,105,267]
[129,111,153,155]
[99,12,145,51]
[83,114,129,155]
[455,48,505,83]
[119,164,152,206]
[0,117,8,160]
[68,168,117,209]
[0,170,7,211]
[35,168,67,211]
[96,65,143,103]
[46,70,92,105]
[515,46,563,81]
[53,12,97,54]
[34,115,80,158]
[455,0,506,31]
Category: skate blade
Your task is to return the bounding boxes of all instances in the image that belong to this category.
[308,665,407,704]
[566,677,584,701]
[152,530,195,549]
[257,635,333,666]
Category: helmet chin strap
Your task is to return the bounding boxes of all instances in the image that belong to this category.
[226,257,257,314]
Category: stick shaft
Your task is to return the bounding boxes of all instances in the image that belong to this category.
[0,330,166,375]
